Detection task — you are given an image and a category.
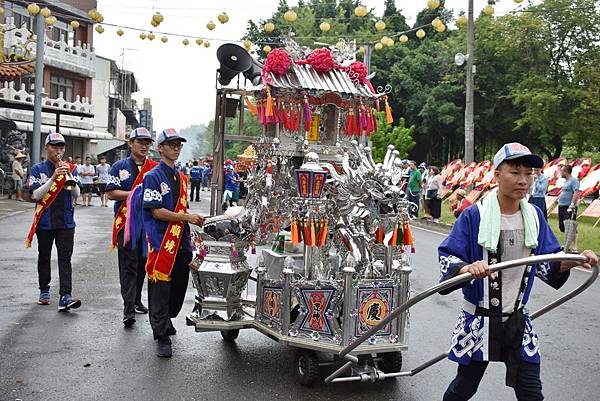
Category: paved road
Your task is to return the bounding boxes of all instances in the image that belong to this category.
[0,191,598,401]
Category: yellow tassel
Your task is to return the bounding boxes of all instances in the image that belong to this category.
[148,271,172,283]
[265,89,274,117]
[244,96,258,115]
[385,96,393,124]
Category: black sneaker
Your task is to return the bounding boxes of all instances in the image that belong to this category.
[123,316,136,328]
[157,337,172,358]
[58,294,81,312]
[135,303,149,314]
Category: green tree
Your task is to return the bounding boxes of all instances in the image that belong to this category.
[370,112,416,162]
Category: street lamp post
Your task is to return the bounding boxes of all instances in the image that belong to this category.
[464,0,475,163]
[31,13,45,165]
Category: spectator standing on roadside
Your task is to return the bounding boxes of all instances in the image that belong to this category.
[426,166,444,223]
[557,165,580,251]
[96,156,111,207]
[529,168,548,220]
[78,156,95,207]
[12,151,27,201]
[189,160,202,202]
[407,161,423,218]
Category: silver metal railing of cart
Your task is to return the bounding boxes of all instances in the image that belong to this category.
[325,253,598,383]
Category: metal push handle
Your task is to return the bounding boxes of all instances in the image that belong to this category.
[325,254,596,384]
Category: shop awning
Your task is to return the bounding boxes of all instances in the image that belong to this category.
[14,121,114,140]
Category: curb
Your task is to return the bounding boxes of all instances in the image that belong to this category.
[410,219,453,235]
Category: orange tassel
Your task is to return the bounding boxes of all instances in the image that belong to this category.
[291,218,299,245]
[375,225,384,244]
[385,96,393,124]
[303,219,311,246]
[319,219,328,246]
[265,89,274,117]
[310,219,316,247]
[244,96,258,115]
[389,223,398,246]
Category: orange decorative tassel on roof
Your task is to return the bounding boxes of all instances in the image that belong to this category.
[384,95,393,124]
[265,87,274,117]
[244,96,258,115]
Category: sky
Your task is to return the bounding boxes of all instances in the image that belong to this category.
[94,0,534,133]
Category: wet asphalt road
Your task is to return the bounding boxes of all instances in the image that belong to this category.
[0,190,598,401]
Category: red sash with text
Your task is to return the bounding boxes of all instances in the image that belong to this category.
[111,158,158,248]
[25,165,76,248]
[145,173,188,282]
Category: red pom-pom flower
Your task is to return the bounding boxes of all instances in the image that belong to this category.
[264,48,292,75]
[347,61,368,84]
[303,48,336,74]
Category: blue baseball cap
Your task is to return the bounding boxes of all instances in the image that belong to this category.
[493,142,543,169]
[45,132,66,145]
[156,128,187,145]
[129,127,154,141]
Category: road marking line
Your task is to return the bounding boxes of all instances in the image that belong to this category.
[411,225,447,236]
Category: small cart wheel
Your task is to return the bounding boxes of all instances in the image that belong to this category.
[220,329,240,342]
[294,349,320,386]
[379,351,403,373]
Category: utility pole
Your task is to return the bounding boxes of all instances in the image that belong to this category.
[464,0,475,163]
[31,14,45,165]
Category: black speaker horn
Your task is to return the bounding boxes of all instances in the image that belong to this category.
[217,44,253,86]
[243,58,264,86]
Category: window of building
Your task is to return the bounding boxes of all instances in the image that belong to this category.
[50,74,74,102]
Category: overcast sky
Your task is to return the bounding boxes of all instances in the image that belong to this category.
[94,0,533,133]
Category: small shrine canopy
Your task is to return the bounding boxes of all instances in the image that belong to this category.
[265,63,378,98]
[0,60,35,79]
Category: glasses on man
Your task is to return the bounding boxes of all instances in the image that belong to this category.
[165,141,184,150]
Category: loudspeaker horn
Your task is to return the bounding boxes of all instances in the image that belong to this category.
[216,44,253,85]
[243,58,264,86]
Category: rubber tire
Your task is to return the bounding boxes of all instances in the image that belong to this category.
[294,349,320,387]
[380,351,403,373]
[220,329,240,342]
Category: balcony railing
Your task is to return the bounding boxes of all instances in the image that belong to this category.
[3,17,95,78]
[0,80,94,115]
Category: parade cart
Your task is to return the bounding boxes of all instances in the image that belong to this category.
[186,40,598,386]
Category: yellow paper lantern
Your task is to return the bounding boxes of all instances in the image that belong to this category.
[218,12,229,24]
[374,42,384,51]
[514,0,524,3]
[284,10,297,23]
[243,39,252,50]
[70,20,80,30]
[399,34,409,44]
[457,15,468,27]
[435,23,446,33]
[139,32,147,40]
[431,17,442,28]
[95,25,104,34]
[264,22,275,33]
[27,3,40,16]
[354,5,367,17]
[375,20,386,31]
[386,38,394,47]
[148,32,155,41]
[203,41,211,48]
[151,20,158,27]
[319,21,331,32]
[183,38,190,46]
[263,45,272,53]
[97,14,104,23]
[207,21,216,30]
[196,38,204,45]
[483,5,494,16]
[117,29,124,37]
[88,9,99,21]
[380,36,390,44]
[40,7,51,18]
[416,29,426,39]
[427,0,440,10]
[45,16,57,26]
[152,12,164,24]
[357,46,365,54]
[0,7,4,16]
[161,36,168,43]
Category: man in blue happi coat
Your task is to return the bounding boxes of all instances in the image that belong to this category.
[438,142,597,401]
